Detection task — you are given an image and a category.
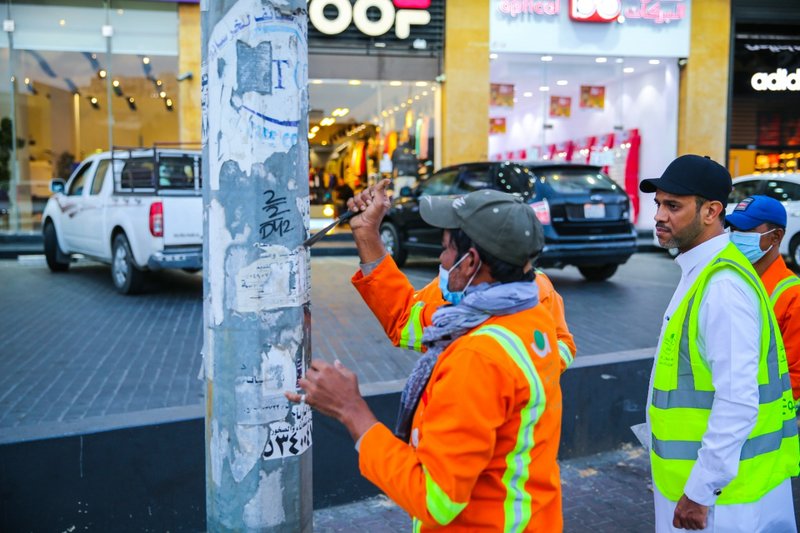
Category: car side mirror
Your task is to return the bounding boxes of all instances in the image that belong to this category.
[399,186,413,198]
[50,179,66,194]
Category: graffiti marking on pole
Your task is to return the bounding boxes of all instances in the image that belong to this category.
[260,189,294,240]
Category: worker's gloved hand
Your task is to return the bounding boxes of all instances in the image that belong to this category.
[347,179,391,233]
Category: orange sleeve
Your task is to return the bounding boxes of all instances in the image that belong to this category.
[352,257,444,351]
[359,344,513,527]
[774,287,800,400]
[536,272,576,371]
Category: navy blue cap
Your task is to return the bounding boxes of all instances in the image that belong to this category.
[640,154,732,205]
[725,195,787,231]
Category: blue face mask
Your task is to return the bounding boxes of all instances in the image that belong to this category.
[439,253,481,305]
[730,229,775,264]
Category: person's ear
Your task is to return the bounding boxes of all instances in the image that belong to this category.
[705,201,724,223]
[773,227,785,245]
[466,248,480,270]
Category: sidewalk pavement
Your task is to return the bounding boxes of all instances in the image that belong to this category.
[315,444,800,532]
[313,444,654,532]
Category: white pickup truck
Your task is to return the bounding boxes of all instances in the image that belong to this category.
[42,147,203,294]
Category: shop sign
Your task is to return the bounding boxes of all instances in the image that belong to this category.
[496,0,687,24]
[751,69,800,92]
[733,37,800,96]
[497,0,560,17]
[490,0,691,57]
[569,0,686,24]
[309,0,431,39]
[569,0,620,23]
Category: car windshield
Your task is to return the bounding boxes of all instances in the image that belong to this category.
[529,168,619,194]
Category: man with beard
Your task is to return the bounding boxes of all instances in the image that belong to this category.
[641,154,798,531]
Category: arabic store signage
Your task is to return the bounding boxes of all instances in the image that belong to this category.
[497,0,687,24]
[309,0,431,39]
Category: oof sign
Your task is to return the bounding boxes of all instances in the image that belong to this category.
[309,0,432,39]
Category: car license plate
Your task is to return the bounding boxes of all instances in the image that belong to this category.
[584,203,605,218]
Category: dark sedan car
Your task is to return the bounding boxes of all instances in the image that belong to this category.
[379,161,638,281]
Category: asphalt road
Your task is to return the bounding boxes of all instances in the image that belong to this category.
[0,251,680,432]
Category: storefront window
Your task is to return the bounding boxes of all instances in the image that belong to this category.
[0,46,13,231]
[308,79,436,216]
[488,53,679,227]
[110,53,179,148]
[729,23,800,178]
[0,0,180,233]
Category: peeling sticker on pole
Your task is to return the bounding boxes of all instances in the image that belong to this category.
[235,245,310,313]
[207,0,308,191]
[234,332,313,461]
[243,470,286,528]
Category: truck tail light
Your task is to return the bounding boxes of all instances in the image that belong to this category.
[530,199,551,225]
[150,201,164,237]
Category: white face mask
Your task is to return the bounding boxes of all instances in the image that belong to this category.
[730,228,776,263]
[438,253,482,305]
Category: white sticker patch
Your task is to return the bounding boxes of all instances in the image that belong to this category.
[262,404,312,459]
[231,425,269,482]
[243,470,286,528]
[234,245,310,313]
[210,419,230,488]
[208,199,251,326]
[235,343,297,425]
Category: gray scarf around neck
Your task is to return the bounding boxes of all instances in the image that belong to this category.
[394,279,539,442]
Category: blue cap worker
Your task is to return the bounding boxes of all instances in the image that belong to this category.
[727,195,800,401]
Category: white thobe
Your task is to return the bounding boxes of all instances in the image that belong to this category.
[648,233,796,532]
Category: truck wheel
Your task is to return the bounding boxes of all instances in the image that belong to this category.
[578,264,618,282]
[380,221,407,267]
[43,222,70,272]
[112,234,145,294]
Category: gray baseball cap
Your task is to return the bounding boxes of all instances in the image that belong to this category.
[420,190,544,266]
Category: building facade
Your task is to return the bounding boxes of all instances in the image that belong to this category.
[1,0,787,235]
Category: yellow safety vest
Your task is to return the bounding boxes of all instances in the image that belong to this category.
[650,243,799,504]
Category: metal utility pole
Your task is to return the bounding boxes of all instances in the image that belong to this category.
[201,1,311,531]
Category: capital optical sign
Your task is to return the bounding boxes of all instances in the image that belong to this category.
[497,0,687,24]
[308,0,431,39]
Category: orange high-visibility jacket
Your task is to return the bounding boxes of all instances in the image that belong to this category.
[353,258,564,531]
[760,255,800,399]
[352,257,576,371]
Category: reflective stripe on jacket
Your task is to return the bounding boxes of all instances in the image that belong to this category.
[761,256,800,400]
[352,256,576,371]
[649,243,799,504]
[356,267,564,531]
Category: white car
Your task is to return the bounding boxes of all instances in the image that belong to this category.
[42,147,203,294]
[728,173,800,264]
